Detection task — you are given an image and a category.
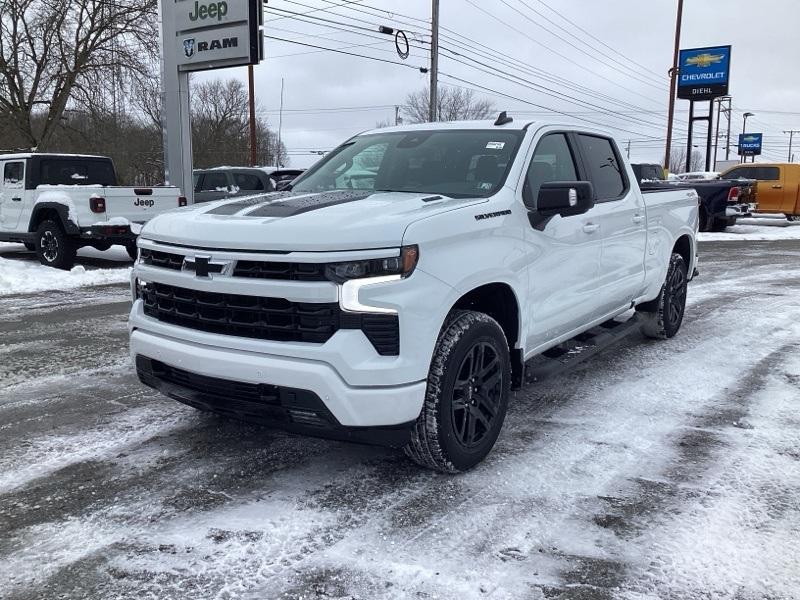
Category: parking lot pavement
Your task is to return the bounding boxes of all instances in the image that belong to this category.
[1,240,799,600]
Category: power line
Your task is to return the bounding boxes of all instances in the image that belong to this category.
[264,34,428,72]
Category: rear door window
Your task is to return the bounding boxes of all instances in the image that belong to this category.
[233,173,266,191]
[756,167,780,181]
[3,162,24,188]
[577,134,627,201]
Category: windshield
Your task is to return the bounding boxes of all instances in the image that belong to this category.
[291,129,525,198]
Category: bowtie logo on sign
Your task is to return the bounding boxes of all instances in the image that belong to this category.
[684,53,725,68]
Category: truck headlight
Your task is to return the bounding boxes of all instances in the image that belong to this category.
[325,245,418,283]
[336,245,418,314]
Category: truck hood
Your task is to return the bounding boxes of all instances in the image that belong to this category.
[140,190,485,251]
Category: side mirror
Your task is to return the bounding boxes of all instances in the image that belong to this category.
[536,181,595,217]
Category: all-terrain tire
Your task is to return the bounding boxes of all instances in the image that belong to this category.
[404,310,511,473]
[125,241,138,261]
[35,220,77,270]
[636,253,688,340]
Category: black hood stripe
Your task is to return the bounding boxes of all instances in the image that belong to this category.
[206,192,295,215]
[244,190,374,218]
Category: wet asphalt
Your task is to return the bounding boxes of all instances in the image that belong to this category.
[0,240,799,600]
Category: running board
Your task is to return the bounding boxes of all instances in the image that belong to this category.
[524,315,642,384]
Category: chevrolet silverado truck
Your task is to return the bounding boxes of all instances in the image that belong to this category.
[130,117,698,472]
[0,153,185,269]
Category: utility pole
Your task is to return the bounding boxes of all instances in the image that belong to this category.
[395,105,401,126]
[429,0,440,122]
[784,130,800,162]
[712,97,722,170]
[664,0,684,173]
[248,64,257,166]
[276,78,285,168]
[723,97,732,160]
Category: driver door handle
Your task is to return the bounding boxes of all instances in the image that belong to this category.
[11,197,22,202]
[632,214,645,224]
[771,185,783,189]
[582,223,600,234]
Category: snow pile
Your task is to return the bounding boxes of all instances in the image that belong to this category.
[700,215,800,241]
[0,244,131,296]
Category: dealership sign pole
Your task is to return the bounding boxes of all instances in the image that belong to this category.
[159,0,263,203]
[676,45,731,173]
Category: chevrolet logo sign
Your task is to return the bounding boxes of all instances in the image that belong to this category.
[182,255,229,277]
[685,53,725,68]
[743,136,759,143]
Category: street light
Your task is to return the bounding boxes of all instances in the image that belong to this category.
[741,112,755,163]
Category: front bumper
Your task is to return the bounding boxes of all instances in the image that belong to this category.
[130,327,426,430]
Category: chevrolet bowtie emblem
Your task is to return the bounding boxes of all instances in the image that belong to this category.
[685,53,724,68]
[183,255,227,277]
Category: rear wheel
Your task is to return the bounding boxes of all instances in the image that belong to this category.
[637,253,688,339]
[710,218,728,232]
[788,215,798,222]
[35,220,77,270]
[699,208,709,232]
[405,311,511,473]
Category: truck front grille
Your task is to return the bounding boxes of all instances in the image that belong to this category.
[140,282,338,344]
[233,260,327,281]
[140,248,183,270]
[138,281,400,354]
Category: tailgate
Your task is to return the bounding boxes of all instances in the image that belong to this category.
[100,187,182,224]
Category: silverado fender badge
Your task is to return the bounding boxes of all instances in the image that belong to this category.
[474,209,512,221]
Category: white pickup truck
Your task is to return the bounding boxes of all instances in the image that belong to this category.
[129,117,699,472]
[0,153,185,269]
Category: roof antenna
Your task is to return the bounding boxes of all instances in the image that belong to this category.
[494,111,513,126]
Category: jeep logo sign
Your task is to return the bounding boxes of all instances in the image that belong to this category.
[188,1,228,22]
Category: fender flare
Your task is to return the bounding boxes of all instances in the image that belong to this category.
[28,203,80,235]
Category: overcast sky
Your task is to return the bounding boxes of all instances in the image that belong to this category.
[202,0,800,168]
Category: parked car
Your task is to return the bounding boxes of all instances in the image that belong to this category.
[721,163,800,221]
[633,163,756,232]
[130,117,698,472]
[270,168,305,191]
[193,167,276,203]
[0,153,184,268]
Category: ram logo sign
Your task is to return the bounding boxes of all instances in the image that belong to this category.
[183,38,195,58]
[677,45,731,101]
[738,133,763,157]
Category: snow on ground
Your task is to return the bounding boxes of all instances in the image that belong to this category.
[699,214,800,241]
[0,242,131,296]
[1,241,799,599]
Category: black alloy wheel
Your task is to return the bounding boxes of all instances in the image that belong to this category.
[665,260,688,330]
[40,230,59,263]
[451,341,504,449]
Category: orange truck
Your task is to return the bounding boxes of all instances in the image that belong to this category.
[721,163,800,221]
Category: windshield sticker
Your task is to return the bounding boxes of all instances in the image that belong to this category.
[478,182,494,190]
[485,141,506,150]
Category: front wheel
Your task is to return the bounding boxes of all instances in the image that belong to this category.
[637,253,688,339]
[788,215,798,222]
[405,311,511,473]
[35,220,77,270]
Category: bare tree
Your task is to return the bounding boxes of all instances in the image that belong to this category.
[0,0,157,150]
[191,78,286,168]
[403,85,495,124]
[669,147,705,174]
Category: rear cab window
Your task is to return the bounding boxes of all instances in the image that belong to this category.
[37,159,116,186]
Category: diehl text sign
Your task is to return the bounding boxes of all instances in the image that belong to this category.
[677,45,731,101]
